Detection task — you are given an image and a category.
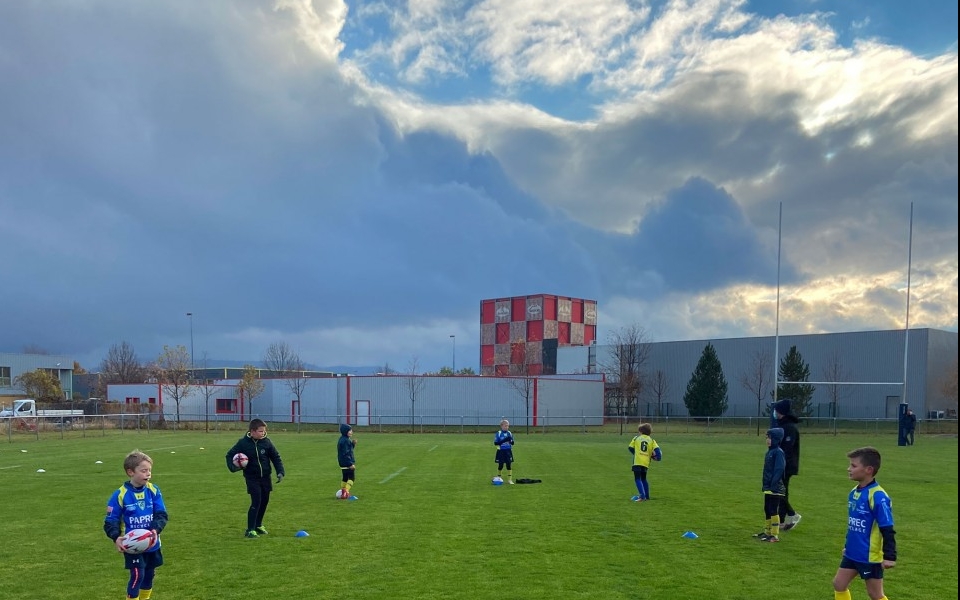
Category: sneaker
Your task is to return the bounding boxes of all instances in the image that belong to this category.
[752,532,769,539]
[631,495,641,502]
[790,514,801,529]
[764,535,780,543]
[255,526,269,535]
[245,530,259,538]
[508,479,514,484]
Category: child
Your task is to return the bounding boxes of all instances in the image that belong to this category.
[753,427,786,542]
[832,447,897,600]
[494,419,515,484]
[628,422,662,501]
[103,449,168,600]
[337,423,358,499]
[226,418,285,538]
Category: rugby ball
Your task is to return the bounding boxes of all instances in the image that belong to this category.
[119,528,156,554]
[492,476,503,485]
[232,453,249,469]
[335,488,350,499]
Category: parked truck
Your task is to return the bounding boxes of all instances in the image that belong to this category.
[0,398,85,430]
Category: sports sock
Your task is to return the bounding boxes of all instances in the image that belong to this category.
[641,480,650,500]
[346,480,353,492]
[770,516,780,537]
[764,518,772,535]
[834,591,851,600]
[139,590,152,600]
[507,469,512,479]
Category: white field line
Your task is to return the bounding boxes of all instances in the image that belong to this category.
[379,466,407,484]
[0,465,22,470]
[428,445,438,452]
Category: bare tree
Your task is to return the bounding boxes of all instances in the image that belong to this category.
[197,352,219,432]
[405,357,426,432]
[598,325,650,419]
[155,345,192,425]
[739,349,772,435]
[647,369,670,417]
[237,365,265,418]
[263,341,308,421]
[503,339,538,434]
[822,350,852,418]
[97,341,147,399]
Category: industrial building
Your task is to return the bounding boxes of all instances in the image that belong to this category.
[558,327,958,420]
[480,294,597,376]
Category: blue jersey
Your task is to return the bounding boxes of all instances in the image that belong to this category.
[494,430,514,450]
[104,481,167,552]
[844,480,895,563]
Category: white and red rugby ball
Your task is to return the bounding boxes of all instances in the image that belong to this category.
[119,528,156,554]
[232,453,249,469]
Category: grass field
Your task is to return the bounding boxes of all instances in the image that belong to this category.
[1,430,956,600]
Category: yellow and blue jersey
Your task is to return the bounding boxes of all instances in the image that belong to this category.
[104,481,168,552]
[844,481,895,564]
[628,434,661,467]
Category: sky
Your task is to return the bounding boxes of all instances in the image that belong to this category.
[1,0,956,374]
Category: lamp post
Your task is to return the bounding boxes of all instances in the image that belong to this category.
[186,313,194,381]
[450,335,456,374]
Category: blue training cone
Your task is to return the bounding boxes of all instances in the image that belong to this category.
[682,531,699,539]
[295,530,310,537]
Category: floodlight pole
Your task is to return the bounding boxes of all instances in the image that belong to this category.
[450,335,456,373]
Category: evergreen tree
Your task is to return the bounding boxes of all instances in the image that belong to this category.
[772,345,816,417]
[683,343,729,418]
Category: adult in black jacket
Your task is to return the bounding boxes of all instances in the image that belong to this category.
[226,418,285,538]
[772,400,802,530]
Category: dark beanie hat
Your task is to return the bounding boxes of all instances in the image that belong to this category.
[339,423,352,435]
[773,400,792,416]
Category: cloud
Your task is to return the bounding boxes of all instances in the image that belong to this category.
[0,0,955,373]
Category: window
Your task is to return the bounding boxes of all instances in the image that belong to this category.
[148,398,157,405]
[125,397,141,404]
[0,366,10,387]
[216,398,238,414]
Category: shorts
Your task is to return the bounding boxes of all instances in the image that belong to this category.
[124,547,163,570]
[839,556,884,580]
[495,448,514,464]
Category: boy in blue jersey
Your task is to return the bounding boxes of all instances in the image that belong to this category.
[832,447,897,600]
[753,427,786,542]
[337,423,358,499]
[628,422,662,501]
[494,419,515,484]
[227,418,285,537]
[103,450,168,600]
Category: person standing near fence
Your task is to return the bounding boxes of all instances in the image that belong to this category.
[902,409,917,445]
[773,399,802,531]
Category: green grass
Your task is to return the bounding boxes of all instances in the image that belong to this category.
[0,431,956,600]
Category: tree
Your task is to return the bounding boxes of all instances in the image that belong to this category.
[683,343,729,418]
[263,341,308,421]
[237,365,265,418]
[198,352,218,432]
[436,366,477,376]
[647,369,670,417]
[773,346,816,417]
[739,349,772,434]
[97,342,147,398]
[155,345,192,425]
[73,361,87,375]
[822,350,851,418]
[598,325,650,418]
[503,339,539,434]
[14,369,63,402]
[405,357,426,432]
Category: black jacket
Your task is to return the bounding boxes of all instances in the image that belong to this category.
[226,432,285,480]
[776,415,800,476]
